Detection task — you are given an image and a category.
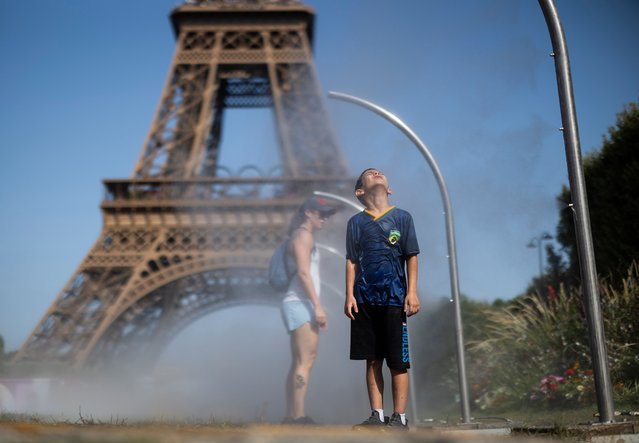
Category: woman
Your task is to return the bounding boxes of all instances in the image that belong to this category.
[281,196,337,425]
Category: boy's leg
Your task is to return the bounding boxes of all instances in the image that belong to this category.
[390,367,409,413]
[353,358,387,427]
[366,359,384,410]
[384,306,410,423]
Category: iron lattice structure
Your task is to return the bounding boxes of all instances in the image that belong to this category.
[14,0,351,369]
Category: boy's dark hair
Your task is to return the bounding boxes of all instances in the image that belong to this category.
[354,168,377,192]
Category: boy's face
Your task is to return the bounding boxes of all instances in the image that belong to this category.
[355,169,391,197]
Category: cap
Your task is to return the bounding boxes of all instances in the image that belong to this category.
[302,196,338,216]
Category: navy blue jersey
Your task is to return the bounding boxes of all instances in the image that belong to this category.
[346,207,420,307]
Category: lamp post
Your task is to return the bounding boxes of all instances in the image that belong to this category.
[325,93,472,424]
[527,232,553,292]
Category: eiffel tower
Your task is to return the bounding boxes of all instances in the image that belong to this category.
[13,0,351,369]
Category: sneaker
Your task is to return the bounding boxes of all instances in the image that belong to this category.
[387,412,409,430]
[353,410,387,428]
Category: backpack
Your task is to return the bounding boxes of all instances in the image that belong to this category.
[268,239,296,292]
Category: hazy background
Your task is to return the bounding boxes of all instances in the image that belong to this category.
[1,0,637,423]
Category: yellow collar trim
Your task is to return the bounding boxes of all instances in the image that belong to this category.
[364,206,395,220]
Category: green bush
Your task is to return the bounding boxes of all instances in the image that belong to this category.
[599,263,639,386]
[466,264,639,411]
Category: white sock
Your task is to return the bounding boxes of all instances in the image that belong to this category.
[399,413,407,425]
[374,409,384,420]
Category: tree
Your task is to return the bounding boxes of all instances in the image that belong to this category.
[556,101,639,286]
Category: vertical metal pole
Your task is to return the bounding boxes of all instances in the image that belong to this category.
[538,0,615,423]
[327,92,472,424]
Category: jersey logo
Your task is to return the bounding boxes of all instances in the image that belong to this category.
[388,229,401,245]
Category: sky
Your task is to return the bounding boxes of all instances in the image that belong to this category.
[0,0,637,382]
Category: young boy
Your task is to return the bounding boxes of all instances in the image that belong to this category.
[344,168,420,430]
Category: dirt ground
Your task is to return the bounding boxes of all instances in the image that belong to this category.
[0,421,542,443]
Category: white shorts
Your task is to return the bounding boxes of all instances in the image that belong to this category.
[281,300,315,332]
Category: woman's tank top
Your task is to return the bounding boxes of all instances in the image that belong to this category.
[282,246,320,303]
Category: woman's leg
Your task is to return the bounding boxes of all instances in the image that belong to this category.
[287,321,319,418]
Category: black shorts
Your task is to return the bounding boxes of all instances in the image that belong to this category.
[350,304,410,370]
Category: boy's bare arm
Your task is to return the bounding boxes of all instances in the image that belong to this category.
[404,254,420,316]
[344,259,359,320]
